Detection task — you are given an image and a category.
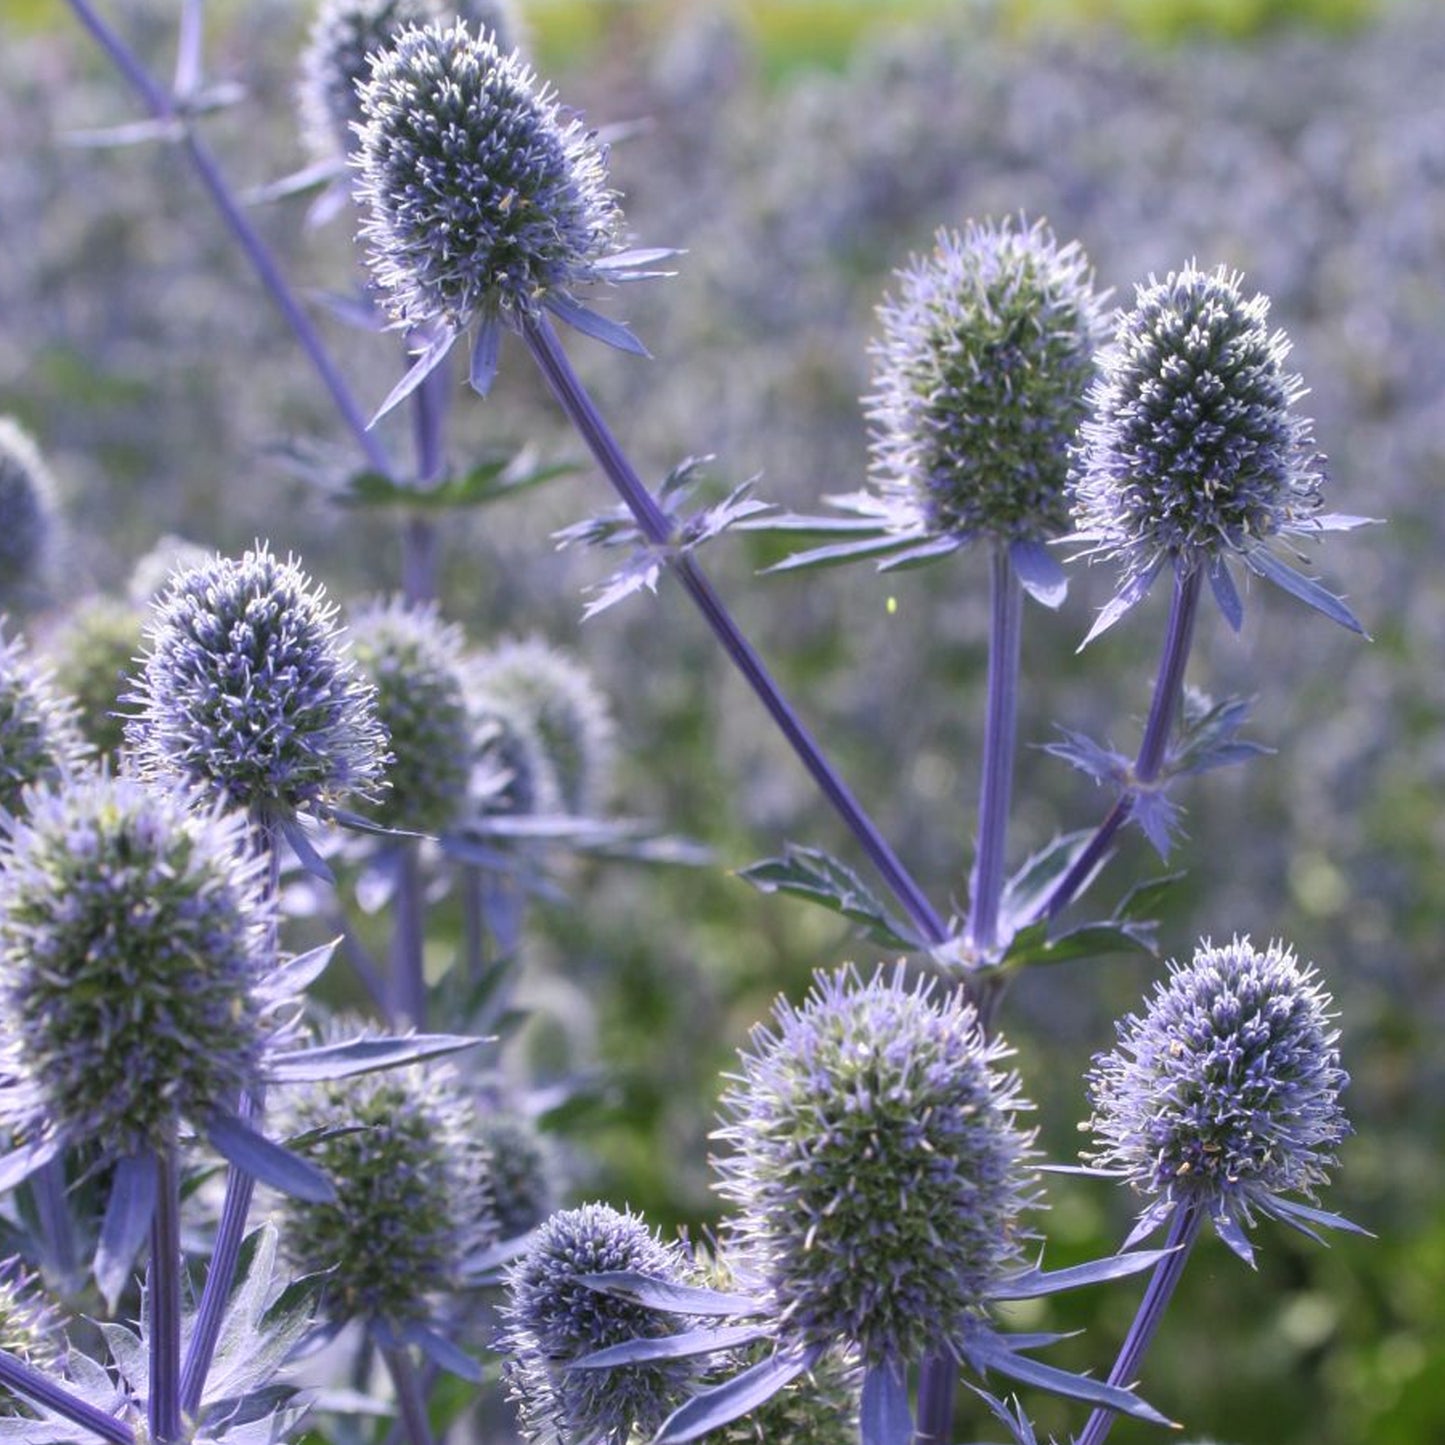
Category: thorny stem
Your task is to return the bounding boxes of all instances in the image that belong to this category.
[520,312,947,947]
[148,1145,184,1445]
[382,1347,438,1445]
[1043,564,1204,921]
[65,0,395,481]
[0,1348,135,1445]
[1073,1204,1203,1445]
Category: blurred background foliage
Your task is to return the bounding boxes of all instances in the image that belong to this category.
[1,0,1441,1442]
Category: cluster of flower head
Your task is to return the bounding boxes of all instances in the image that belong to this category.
[502,1202,690,1444]
[0,775,271,1160]
[1069,263,1325,583]
[715,965,1038,1369]
[1086,936,1349,1243]
[280,1039,497,1326]
[0,625,89,817]
[354,21,620,335]
[867,217,1104,543]
[0,418,58,611]
[126,543,387,820]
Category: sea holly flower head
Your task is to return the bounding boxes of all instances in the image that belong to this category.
[280,1040,498,1327]
[126,543,388,823]
[474,1108,558,1239]
[0,418,59,611]
[355,21,664,409]
[0,626,89,817]
[1069,262,1368,638]
[0,774,272,1162]
[47,598,143,758]
[715,964,1038,1370]
[501,1202,691,1443]
[1085,935,1353,1261]
[0,1258,64,1389]
[868,217,1104,549]
[349,596,473,833]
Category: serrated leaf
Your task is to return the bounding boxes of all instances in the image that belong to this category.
[990,1246,1180,1300]
[265,1032,484,1084]
[578,1272,766,1317]
[999,918,1156,971]
[572,1323,768,1370]
[1114,871,1184,922]
[736,846,922,949]
[1244,547,1366,635]
[997,830,1094,928]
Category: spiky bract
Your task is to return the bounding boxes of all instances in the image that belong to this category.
[715,965,1038,1369]
[0,1259,64,1396]
[47,598,143,758]
[468,639,615,816]
[127,544,387,820]
[474,1109,557,1240]
[355,22,621,335]
[1070,263,1324,583]
[1086,936,1349,1242]
[281,1044,497,1326]
[0,418,58,610]
[0,626,89,817]
[867,218,1104,543]
[0,775,270,1159]
[349,597,473,833]
[502,1203,690,1444]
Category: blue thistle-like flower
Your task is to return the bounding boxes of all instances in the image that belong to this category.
[468,638,615,817]
[280,1037,498,1327]
[868,218,1105,549]
[0,625,90,817]
[474,1109,557,1240]
[348,597,473,833]
[126,543,388,822]
[1069,262,1367,637]
[0,774,273,1162]
[46,598,143,759]
[714,964,1038,1371]
[354,21,664,405]
[1085,936,1353,1260]
[501,1202,691,1444]
[0,418,59,611]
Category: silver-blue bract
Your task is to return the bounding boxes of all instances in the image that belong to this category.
[715,965,1038,1370]
[1085,936,1351,1260]
[127,544,387,820]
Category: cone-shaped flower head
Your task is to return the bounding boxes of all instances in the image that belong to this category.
[1085,936,1350,1254]
[0,775,272,1160]
[468,638,615,817]
[502,1202,690,1443]
[48,598,144,758]
[349,597,473,833]
[715,965,1038,1369]
[474,1109,557,1240]
[280,1040,497,1326]
[867,218,1104,545]
[127,544,388,821]
[0,418,59,611]
[355,22,622,338]
[0,626,89,818]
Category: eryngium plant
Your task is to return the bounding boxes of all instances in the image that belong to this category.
[473,1109,557,1240]
[868,217,1104,545]
[127,543,387,822]
[502,1203,691,1444]
[0,774,271,1161]
[0,1258,63,1389]
[0,626,89,817]
[714,965,1037,1370]
[0,418,58,611]
[349,597,473,833]
[46,598,143,758]
[280,1047,498,1327]
[1085,935,1352,1259]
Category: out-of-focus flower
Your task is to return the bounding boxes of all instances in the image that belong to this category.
[0,625,89,818]
[46,598,143,758]
[0,418,59,612]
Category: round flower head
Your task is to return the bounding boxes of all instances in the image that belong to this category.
[715,964,1038,1369]
[502,1203,690,1444]
[0,774,271,1161]
[280,1038,497,1327]
[466,702,561,820]
[0,625,90,817]
[348,597,473,833]
[1085,936,1351,1258]
[127,543,388,821]
[474,1108,558,1240]
[468,638,615,817]
[1069,264,1364,635]
[0,418,60,610]
[868,218,1104,547]
[48,598,144,758]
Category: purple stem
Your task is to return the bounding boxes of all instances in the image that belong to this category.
[391,841,428,1027]
[382,1347,437,1445]
[0,1349,135,1445]
[1073,1204,1203,1445]
[1044,564,1204,921]
[148,1145,183,1445]
[520,312,946,946]
[64,0,394,481]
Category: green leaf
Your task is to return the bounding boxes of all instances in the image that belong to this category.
[998,918,1156,972]
[736,846,923,949]
[998,830,1095,929]
[334,453,575,511]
